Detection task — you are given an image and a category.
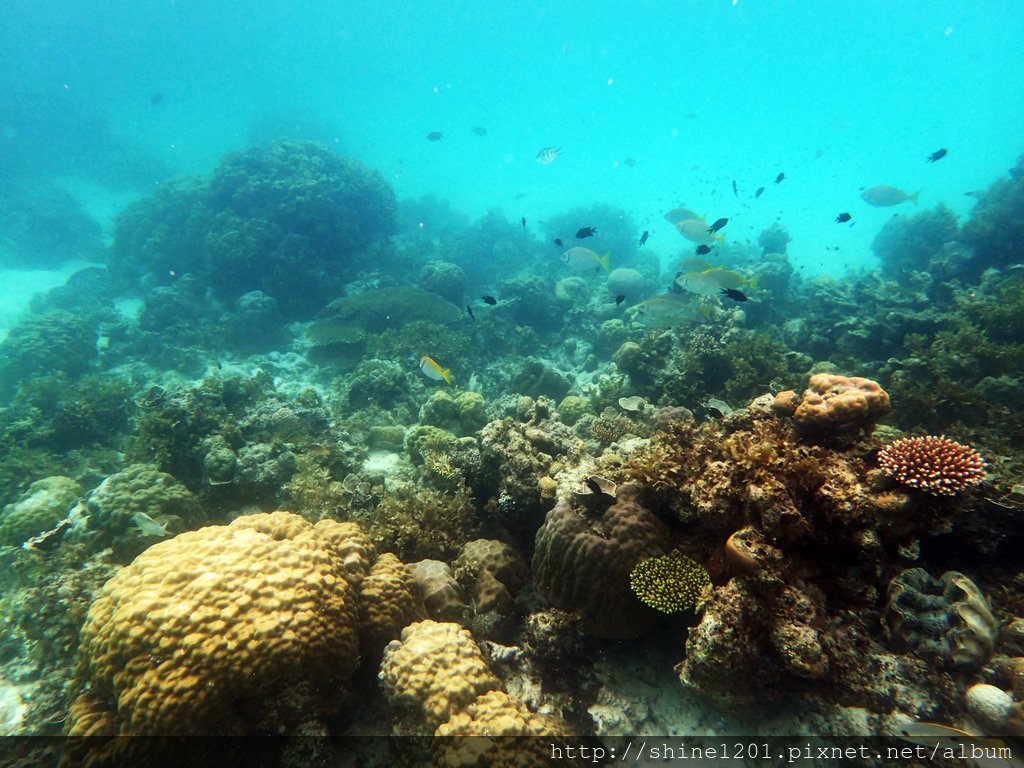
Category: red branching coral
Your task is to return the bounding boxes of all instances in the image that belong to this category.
[878,436,987,496]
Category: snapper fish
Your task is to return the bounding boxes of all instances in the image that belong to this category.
[861,185,920,207]
[419,355,452,385]
[561,247,610,273]
[536,146,563,164]
[632,294,714,328]
[676,267,754,297]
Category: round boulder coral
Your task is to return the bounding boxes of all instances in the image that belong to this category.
[69,511,375,735]
[877,435,986,496]
[532,486,669,638]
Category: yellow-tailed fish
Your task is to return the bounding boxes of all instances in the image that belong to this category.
[561,247,610,273]
[676,267,753,297]
[536,146,563,165]
[419,355,451,385]
[632,294,715,328]
[675,218,722,245]
[861,185,920,207]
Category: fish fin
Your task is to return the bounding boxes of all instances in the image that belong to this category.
[599,252,611,272]
[749,273,761,290]
[909,189,921,206]
[441,368,452,385]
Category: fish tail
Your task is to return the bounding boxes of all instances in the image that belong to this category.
[909,189,921,206]
[441,368,452,385]
[599,252,611,272]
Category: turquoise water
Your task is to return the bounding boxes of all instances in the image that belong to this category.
[3,1,1022,274]
[2,1,1024,759]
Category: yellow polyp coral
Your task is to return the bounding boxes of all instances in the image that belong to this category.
[68,511,391,736]
[629,550,711,614]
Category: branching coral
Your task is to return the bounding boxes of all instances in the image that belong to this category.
[629,550,710,614]
[878,435,986,495]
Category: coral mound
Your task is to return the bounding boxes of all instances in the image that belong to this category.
[877,435,986,496]
[775,373,890,435]
[68,511,413,736]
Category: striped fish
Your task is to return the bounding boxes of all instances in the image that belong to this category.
[536,146,563,165]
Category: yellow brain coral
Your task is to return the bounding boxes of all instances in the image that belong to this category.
[70,511,380,735]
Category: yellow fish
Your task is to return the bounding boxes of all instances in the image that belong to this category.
[536,146,563,165]
[419,355,451,385]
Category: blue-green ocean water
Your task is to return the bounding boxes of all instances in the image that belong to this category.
[2,0,1022,278]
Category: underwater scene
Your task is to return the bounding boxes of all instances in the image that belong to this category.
[1,1,1024,766]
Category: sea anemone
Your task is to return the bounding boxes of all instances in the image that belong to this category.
[877,435,986,496]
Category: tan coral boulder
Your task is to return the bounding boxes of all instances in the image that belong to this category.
[774,373,890,436]
[68,511,386,736]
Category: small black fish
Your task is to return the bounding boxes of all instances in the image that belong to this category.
[695,244,712,255]
[927,148,947,163]
[576,226,597,239]
[481,295,497,305]
[615,294,626,306]
[466,305,476,321]
[149,92,163,106]
[520,217,526,229]
[774,172,785,184]
[472,126,487,136]
[638,230,649,247]
[732,180,738,197]
[835,212,852,223]
[585,477,604,495]
[426,131,443,141]
[721,287,747,302]
[707,217,728,234]
[554,238,564,247]
[754,187,765,198]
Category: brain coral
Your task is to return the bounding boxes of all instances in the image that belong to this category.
[532,486,669,638]
[69,511,383,736]
[775,373,890,435]
[885,567,998,670]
